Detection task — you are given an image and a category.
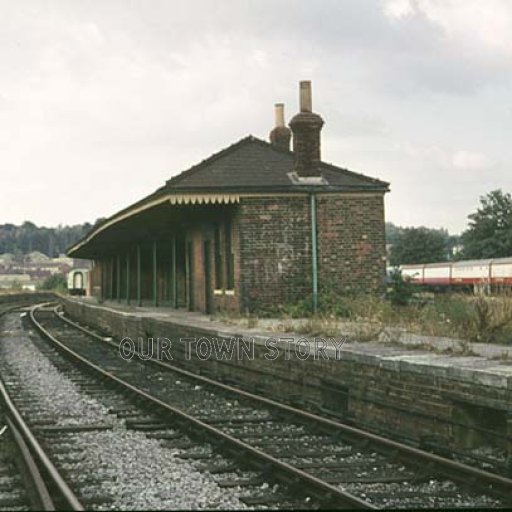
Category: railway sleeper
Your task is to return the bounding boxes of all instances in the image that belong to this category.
[216,476,264,488]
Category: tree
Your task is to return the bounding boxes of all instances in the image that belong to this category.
[389,226,448,265]
[0,222,91,257]
[385,222,404,246]
[460,189,512,259]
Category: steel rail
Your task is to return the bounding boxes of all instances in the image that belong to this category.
[0,307,84,512]
[5,415,55,510]
[53,303,512,500]
[0,377,84,511]
[31,303,373,509]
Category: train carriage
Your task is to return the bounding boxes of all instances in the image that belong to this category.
[395,256,512,293]
[490,257,512,286]
[67,268,90,296]
[400,264,424,283]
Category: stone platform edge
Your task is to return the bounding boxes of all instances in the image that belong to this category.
[59,296,512,391]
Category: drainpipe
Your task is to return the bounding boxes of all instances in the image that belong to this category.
[310,193,318,313]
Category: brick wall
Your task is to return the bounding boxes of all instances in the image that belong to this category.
[238,196,311,312]
[237,192,386,312]
[90,192,386,313]
[316,193,386,294]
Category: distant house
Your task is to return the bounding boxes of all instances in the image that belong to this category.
[0,250,86,289]
[0,273,33,290]
[68,82,389,313]
[26,251,51,263]
[0,253,15,265]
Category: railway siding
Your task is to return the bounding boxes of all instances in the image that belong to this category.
[60,296,512,473]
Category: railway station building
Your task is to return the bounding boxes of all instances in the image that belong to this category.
[68,82,389,314]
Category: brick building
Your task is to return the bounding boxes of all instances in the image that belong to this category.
[68,82,389,313]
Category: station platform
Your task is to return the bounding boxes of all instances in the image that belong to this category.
[64,295,512,385]
[59,295,512,464]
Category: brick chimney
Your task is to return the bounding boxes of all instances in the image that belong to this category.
[269,103,291,151]
[289,81,324,177]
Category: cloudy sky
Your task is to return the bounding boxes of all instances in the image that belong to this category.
[1,0,510,234]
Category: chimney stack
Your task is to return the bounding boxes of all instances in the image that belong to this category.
[289,81,324,177]
[269,103,291,151]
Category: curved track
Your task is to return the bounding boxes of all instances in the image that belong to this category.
[0,309,83,511]
[27,302,512,509]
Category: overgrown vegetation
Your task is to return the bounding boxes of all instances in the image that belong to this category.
[38,274,67,293]
[386,267,416,306]
[223,288,512,347]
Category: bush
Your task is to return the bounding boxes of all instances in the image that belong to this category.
[38,274,67,292]
[249,282,512,346]
[386,267,415,306]
[418,294,512,345]
[277,288,353,318]
[465,297,512,344]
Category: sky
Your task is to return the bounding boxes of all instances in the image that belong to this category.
[0,0,510,234]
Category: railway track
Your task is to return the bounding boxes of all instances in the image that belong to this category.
[1,310,250,509]
[0,404,50,511]
[0,314,83,511]
[25,302,512,509]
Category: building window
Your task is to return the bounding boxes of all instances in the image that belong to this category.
[214,224,223,289]
[225,220,235,290]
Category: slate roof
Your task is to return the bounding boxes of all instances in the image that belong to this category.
[163,135,389,193]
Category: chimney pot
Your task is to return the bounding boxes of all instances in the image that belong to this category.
[269,103,291,151]
[299,80,313,112]
[275,103,285,127]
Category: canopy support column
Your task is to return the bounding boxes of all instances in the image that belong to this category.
[126,252,130,305]
[153,241,158,307]
[116,255,121,302]
[172,236,178,308]
[137,245,141,307]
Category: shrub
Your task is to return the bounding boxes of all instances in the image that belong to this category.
[422,294,512,345]
[386,267,415,306]
[38,274,67,293]
[465,296,512,344]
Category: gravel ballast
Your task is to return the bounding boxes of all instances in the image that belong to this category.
[0,313,247,510]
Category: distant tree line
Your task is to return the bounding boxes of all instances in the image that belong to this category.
[386,224,459,266]
[0,220,104,257]
[2,189,511,265]
[387,189,512,265]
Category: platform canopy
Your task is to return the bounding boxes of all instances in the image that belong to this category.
[68,135,388,259]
